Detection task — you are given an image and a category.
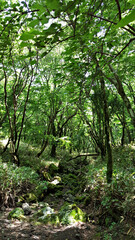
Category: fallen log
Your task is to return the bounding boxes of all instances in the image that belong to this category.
[69,153,99,160]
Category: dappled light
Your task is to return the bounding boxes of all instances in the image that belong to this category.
[0,0,135,239]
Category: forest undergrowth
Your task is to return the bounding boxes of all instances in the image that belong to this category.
[0,140,135,239]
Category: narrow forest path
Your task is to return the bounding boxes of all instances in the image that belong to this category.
[0,209,97,240]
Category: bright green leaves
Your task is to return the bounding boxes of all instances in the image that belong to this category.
[31,3,45,13]
[65,1,76,11]
[20,32,35,41]
[0,0,8,10]
[128,0,135,5]
[116,9,135,28]
[46,0,61,10]
[44,23,62,35]
[29,19,39,28]
[20,29,43,42]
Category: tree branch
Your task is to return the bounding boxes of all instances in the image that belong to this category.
[114,38,135,59]
[69,153,99,160]
[115,0,121,20]
[88,12,135,36]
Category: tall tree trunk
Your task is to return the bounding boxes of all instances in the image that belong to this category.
[98,63,113,183]
[121,107,126,146]
[50,144,57,157]
[50,121,57,157]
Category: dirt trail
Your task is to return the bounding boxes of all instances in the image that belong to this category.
[0,209,98,240]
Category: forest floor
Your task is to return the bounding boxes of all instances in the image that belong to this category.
[0,206,135,240]
[0,208,97,240]
[0,141,135,239]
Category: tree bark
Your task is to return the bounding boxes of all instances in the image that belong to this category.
[97,62,113,183]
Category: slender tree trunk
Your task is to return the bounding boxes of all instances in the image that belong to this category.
[126,126,132,143]
[37,140,48,158]
[99,65,113,183]
[121,107,126,146]
[2,137,10,154]
[50,144,57,157]
[50,121,57,157]
[117,112,132,144]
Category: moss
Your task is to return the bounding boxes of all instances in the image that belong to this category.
[30,202,86,226]
[8,208,25,220]
[59,203,86,225]
[39,213,60,225]
[47,182,63,193]
[32,204,60,225]
[48,163,58,176]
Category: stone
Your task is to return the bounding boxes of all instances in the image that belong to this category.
[22,203,32,215]
[8,208,25,220]
[59,203,86,225]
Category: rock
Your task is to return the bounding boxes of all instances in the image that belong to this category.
[52,176,62,184]
[22,203,32,215]
[30,203,86,226]
[31,203,60,225]
[47,178,63,194]
[59,203,86,225]
[48,163,58,176]
[8,207,25,220]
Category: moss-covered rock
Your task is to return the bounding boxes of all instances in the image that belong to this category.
[47,177,63,194]
[8,208,25,220]
[30,202,86,226]
[48,163,58,176]
[59,203,86,225]
[31,203,60,225]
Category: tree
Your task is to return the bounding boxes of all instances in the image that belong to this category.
[0,0,134,182]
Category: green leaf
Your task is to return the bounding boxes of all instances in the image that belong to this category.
[41,16,49,25]
[46,0,60,10]
[29,19,39,27]
[128,0,135,5]
[116,9,135,28]
[20,42,29,48]
[41,51,48,58]
[66,1,76,11]
[31,3,45,12]
[30,60,37,65]
[20,32,35,41]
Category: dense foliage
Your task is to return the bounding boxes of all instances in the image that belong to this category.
[0,0,135,238]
